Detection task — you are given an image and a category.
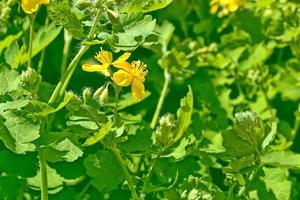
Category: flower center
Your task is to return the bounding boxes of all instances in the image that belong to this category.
[131,61,148,81]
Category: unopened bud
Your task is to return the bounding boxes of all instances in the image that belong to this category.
[20,67,41,94]
[107,9,119,24]
[75,0,93,10]
[83,87,92,103]
[93,85,105,98]
[99,86,109,104]
[155,114,176,147]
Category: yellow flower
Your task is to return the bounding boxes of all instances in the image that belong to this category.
[21,0,49,14]
[112,60,148,101]
[210,0,239,15]
[82,50,131,73]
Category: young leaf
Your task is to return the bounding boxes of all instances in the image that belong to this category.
[173,86,193,143]
[48,1,84,39]
[111,15,156,51]
[1,110,40,154]
[83,119,113,146]
[0,66,20,95]
[48,138,83,162]
[222,111,266,158]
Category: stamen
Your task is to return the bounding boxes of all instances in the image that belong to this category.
[131,61,148,80]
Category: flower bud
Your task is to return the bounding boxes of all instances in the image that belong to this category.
[99,86,109,104]
[83,87,92,103]
[75,0,93,10]
[155,114,177,147]
[93,85,106,98]
[20,67,41,94]
[107,9,119,24]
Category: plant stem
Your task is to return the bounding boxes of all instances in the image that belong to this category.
[27,14,35,69]
[48,10,101,104]
[110,145,139,200]
[60,29,73,75]
[237,167,260,197]
[37,15,49,73]
[114,85,120,125]
[292,103,300,138]
[150,69,171,129]
[38,150,48,200]
[142,152,162,194]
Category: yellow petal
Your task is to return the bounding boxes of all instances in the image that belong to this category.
[228,0,239,12]
[112,70,133,87]
[112,52,131,71]
[95,50,113,65]
[131,78,145,101]
[40,0,50,4]
[112,61,131,71]
[210,4,218,14]
[21,0,40,14]
[82,63,109,72]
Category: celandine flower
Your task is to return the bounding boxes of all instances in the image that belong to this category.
[82,50,131,73]
[210,0,239,15]
[113,61,148,101]
[21,0,49,14]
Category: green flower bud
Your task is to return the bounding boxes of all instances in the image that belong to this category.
[83,87,92,103]
[75,0,93,10]
[99,86,109,104]
[107,9,119,24]
[93,85,105,98]
[155,113,177,147]
[20,67,41,94]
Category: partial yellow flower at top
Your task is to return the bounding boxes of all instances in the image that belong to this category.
[21,0,49,14]
[210,0,239,15]
[112,61,148,101]
[82,50,131,73]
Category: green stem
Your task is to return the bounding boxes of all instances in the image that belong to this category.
[38,150,48,200]
[150,69,171,129]
[142,152,162,194]
[110,146,139,200]
[292,104,300,138]
[37,15,49,73]
[27,15,35,68]
[237,166,260,197]
[48,10,101,104]
[114,85,120,125]
[60,29,73,75]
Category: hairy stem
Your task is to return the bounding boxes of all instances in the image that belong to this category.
[60,29,73,75]
[37,15,49,73]
[150,69,171,129]
[48,10,101,103]
[38,150,48,200]
[27,14,35,68]
[110,146,139,200]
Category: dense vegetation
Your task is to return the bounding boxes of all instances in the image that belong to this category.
[1,0,300,199]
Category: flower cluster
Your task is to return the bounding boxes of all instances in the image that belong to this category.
[82,50,148,101]
[21,0,49,14]
[210,0,239,16]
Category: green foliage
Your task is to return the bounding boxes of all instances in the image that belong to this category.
[2,0,300,199]
[48,1,84,39]
[84,150,125,192]
[121,0,173,13]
